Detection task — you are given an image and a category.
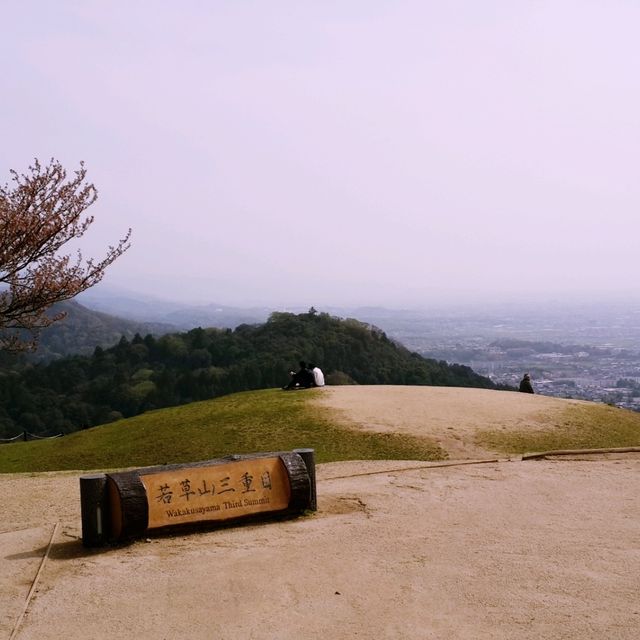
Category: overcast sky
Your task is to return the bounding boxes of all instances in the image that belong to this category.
[2,1,639,309]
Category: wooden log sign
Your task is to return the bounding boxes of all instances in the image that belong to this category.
[80,450,315,546]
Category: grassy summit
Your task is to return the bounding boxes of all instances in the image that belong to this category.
[0,388,445,473]
[2,386,639,474]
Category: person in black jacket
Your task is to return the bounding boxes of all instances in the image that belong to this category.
[519,373,534,394]
[283,361,316,390]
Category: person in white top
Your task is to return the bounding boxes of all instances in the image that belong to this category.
[309,363,325,387]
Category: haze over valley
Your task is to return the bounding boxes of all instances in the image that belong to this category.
[76,286,640,412]
[4,2,640,317]
[3,2,640,414]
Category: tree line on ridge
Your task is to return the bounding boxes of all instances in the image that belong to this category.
[0,310,500,438]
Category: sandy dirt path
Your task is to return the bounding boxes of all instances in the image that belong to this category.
[1,387,639,639]
[312,385,589,459]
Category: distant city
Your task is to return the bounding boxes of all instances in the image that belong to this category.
[355,303,640,412]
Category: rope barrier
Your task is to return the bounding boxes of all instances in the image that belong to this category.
[0,430,63,443]
[0,433,24,443]
[321,448,640,482]
[26,432,62,440]
[522,446,640,460]
[9,522,59,640]
[321,458,504,481]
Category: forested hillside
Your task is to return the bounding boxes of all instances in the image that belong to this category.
[0,310,498,437]
[26,300,176,361]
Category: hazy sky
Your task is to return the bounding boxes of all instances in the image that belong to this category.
[2,1,639,308]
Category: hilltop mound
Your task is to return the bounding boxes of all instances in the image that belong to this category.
[2,386,639,639]
[312,385,591,458]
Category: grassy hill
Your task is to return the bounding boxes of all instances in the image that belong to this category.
[0,388,445,473]
[30,300,176,361]
[477,401,640,454]
[2,386,640,474]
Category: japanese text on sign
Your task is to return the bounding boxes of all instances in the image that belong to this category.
[140,457,291,528]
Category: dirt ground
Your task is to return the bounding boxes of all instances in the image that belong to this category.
[311,385,592,459]
[1,386,639,639]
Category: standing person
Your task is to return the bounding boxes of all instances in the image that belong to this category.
[519,373,534,394]
[308,363,325,387]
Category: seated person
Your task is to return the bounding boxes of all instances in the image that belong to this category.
[283,361,316,390]
[308,363,325,387]
[519,373,534,394]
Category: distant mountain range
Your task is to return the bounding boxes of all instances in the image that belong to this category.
[77,287,423,335]
[27,290,424,362]
[77,288,273,329]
